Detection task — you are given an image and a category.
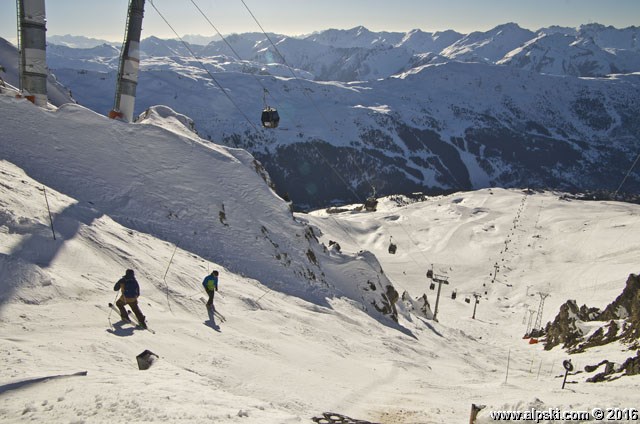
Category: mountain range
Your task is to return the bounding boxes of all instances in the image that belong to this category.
[3,22,640,209]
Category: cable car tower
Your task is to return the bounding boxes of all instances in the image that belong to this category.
[532,292,549,335]
[109,0,145,122]
[426,265,450,322]
[16,0,48,106]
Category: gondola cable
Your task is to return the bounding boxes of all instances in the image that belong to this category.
[238,0,377,198]
[190,0,281,109]
[147,0,260,133]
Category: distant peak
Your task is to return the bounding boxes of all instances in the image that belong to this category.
[348,25,371,34]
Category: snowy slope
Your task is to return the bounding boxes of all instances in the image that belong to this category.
[2,111,640,422]
[0,98,640,424]
[0,96,401,325]
[304,26,404,49]
[395,29,463,54]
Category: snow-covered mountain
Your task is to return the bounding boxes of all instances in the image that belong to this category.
[4,22,640,209]
[304,26,404,49]
[42,23,640,82]
[48,34,116,49]
[440,22,536,63]
[498,31,640,77]
[2,93,640,423]
[45,55,640,209]
[395,29,463,54]
[47,43,120,73]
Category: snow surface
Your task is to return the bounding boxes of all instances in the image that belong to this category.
[1,95,640,423]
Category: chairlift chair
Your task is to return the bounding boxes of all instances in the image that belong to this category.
[388,236,397,254]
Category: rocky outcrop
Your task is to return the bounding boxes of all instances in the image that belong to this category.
[545,274,640,383]
[600,274,640,343]
[544,300,600,350]
[544,274,640,352]
[586,350,640,382]
[401,292,434,320]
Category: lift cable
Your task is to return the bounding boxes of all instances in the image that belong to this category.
[190,0,280,107]
[613,150,640,198]
[234,0,443,299]
[193,0,366,204]
[238,0,376,199]
[147,0,260,132]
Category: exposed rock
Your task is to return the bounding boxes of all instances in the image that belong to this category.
[576,320,620,353]
[601,274,640,342]
[544,274,640,351]
[585,351,640,382]
[544,300,592,350]
[371,285,399,322]
[401,292,434,320]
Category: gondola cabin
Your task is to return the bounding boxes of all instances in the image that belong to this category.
[261,107,280,128]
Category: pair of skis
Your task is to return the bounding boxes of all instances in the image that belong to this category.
[108,303,155,333]
[201,297,226,322]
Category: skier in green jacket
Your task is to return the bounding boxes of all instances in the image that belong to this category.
[202,270,219,309]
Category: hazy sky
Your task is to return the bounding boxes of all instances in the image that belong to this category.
[1,0,639,43]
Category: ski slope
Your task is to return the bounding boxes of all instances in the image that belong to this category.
[1,96,639,423]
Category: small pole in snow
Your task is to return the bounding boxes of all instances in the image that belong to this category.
[43,187,56,240]
[537,360,543,380]
[529,354,535,373]
[562,359,573,389]
[505,349,511,384]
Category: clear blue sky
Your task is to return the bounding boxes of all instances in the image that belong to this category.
[1,0,639,43]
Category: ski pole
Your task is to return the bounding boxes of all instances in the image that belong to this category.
[108,292,119,328]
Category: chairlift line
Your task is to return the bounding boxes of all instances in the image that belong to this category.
[190,0,282,124]
[238,0,376,197]
[237,0,436,300]
[613,151,640,198]
[147,0,260,132]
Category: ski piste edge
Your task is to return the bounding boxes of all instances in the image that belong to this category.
[108,303,155,333]
[200,297,226,322]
